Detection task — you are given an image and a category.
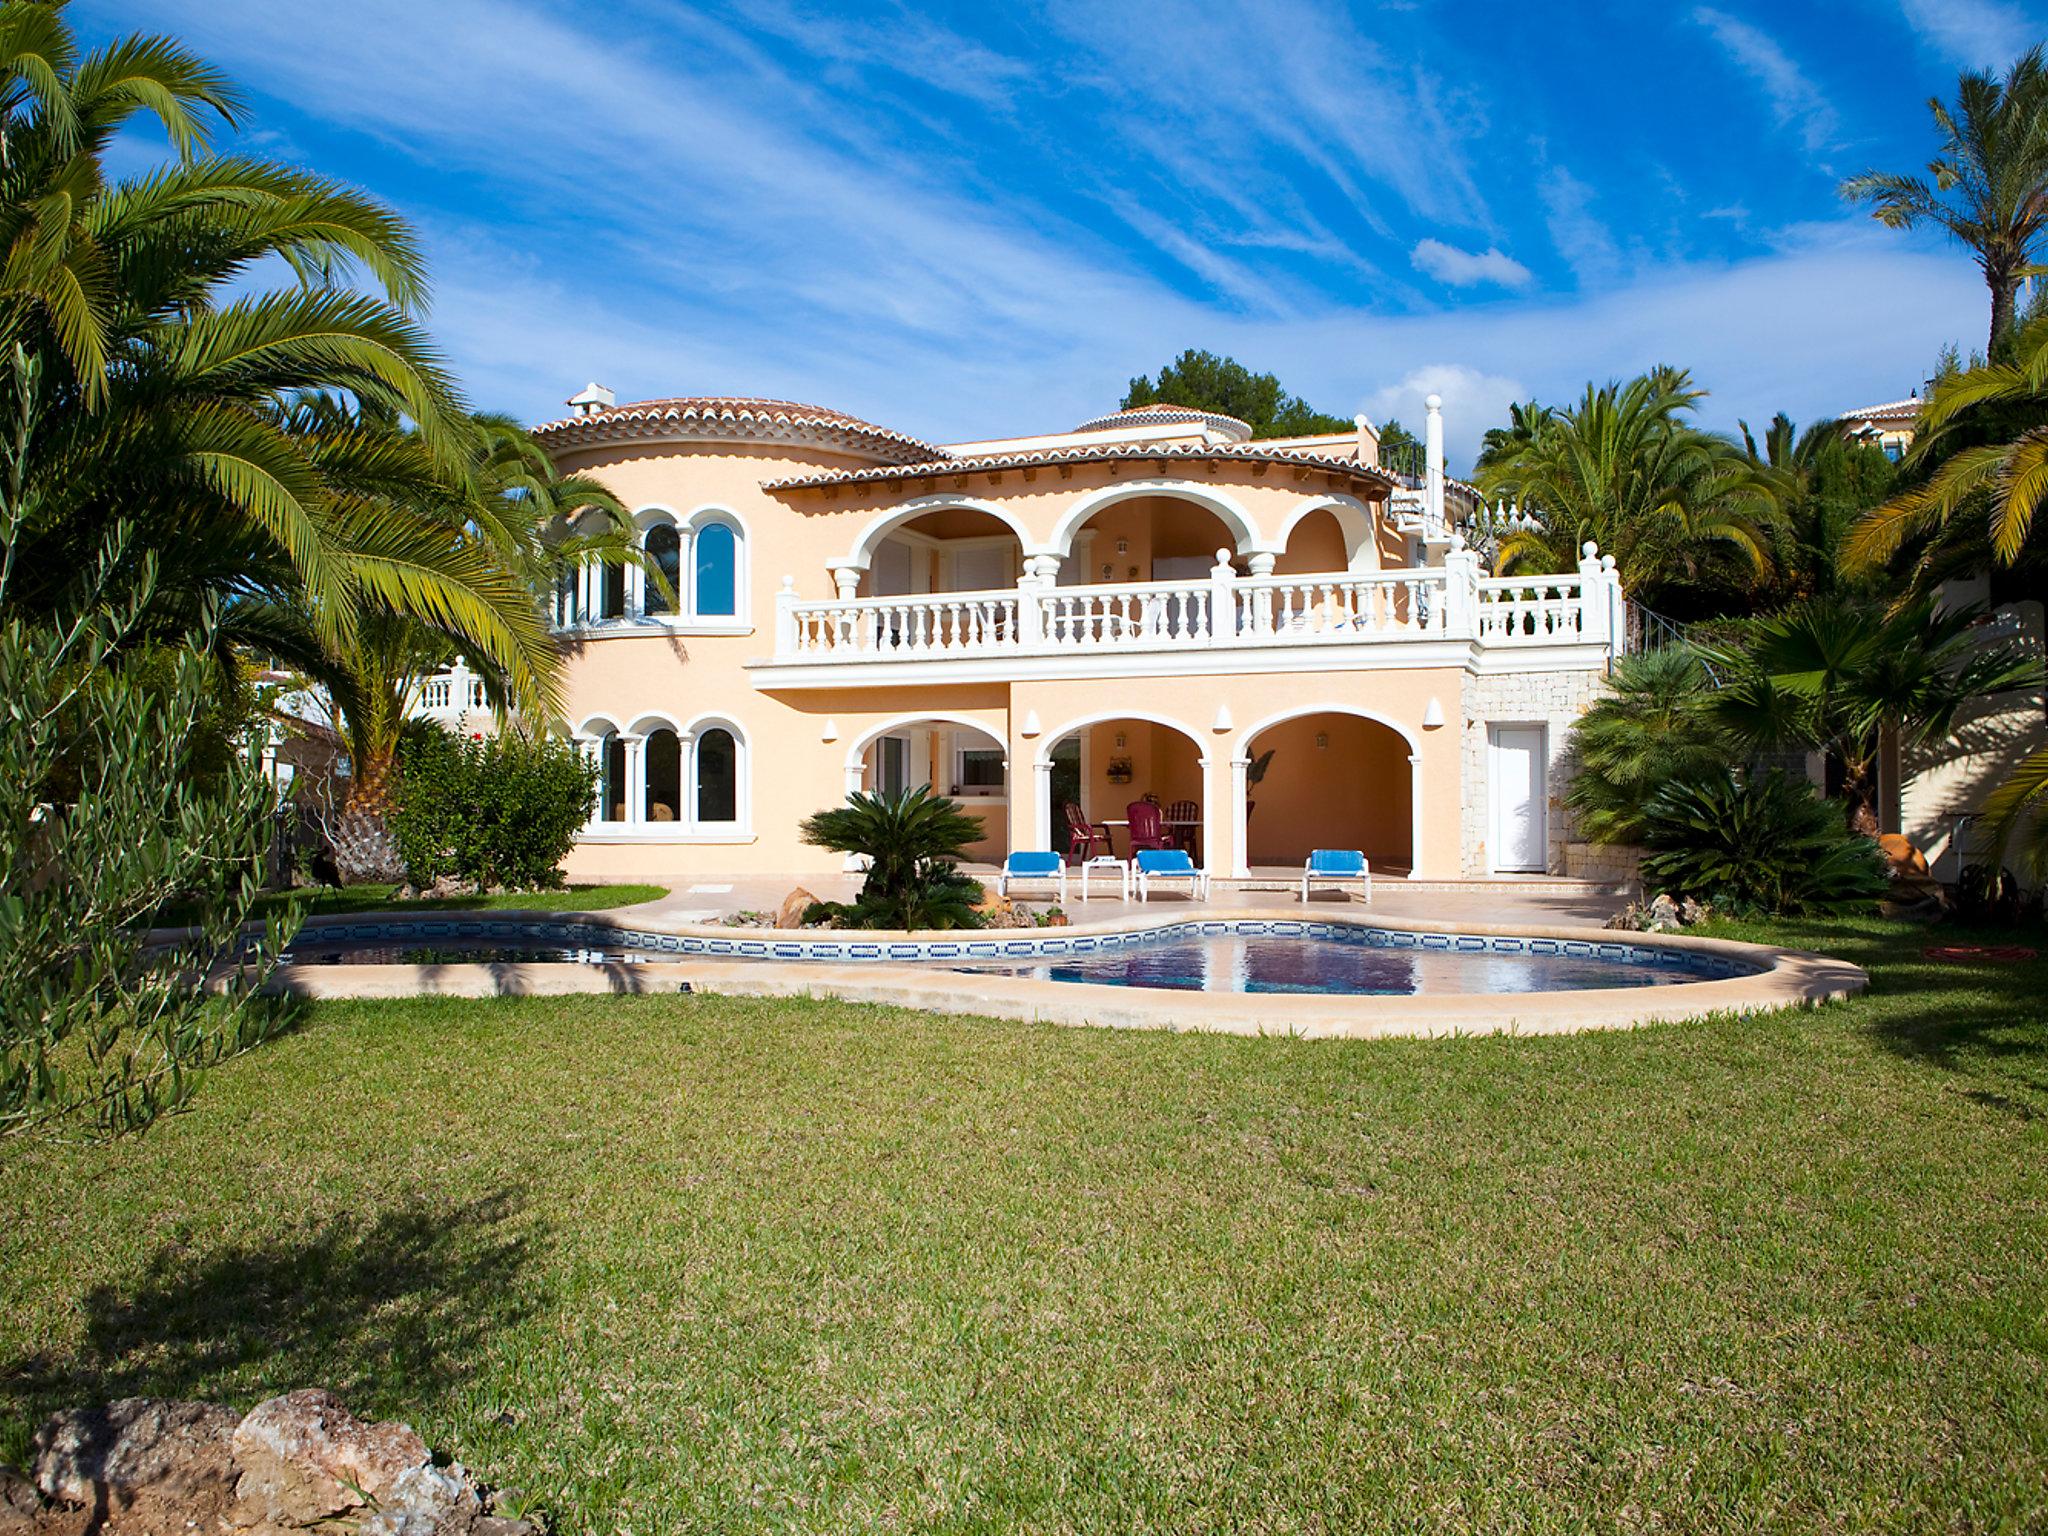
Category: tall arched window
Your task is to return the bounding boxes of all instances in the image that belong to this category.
[695,727,738,823]
[644,728,682,822]
[644,525,680,616]
[694,522,738,617]
[600,562,626,621]
[598,733,626,822]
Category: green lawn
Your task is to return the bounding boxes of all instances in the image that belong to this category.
[155,881,668,927]
[4,917,2045,1532]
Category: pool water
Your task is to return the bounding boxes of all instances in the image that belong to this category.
[281,928,1730,995]
[951,933,1708,994]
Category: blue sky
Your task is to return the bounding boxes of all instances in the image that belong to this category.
[87,0,2046,468]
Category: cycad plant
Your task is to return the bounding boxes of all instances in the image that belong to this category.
[1639,769,1888,917]
[799,786,988,930]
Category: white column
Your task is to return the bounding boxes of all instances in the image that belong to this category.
[1207,548,1236,645]
[1230,754,1251,879]
[1034,758,1054,858]
[676,732,697,829]
[674,525,695,618]
[1407,752,1428,879]
[1424,392,1445,534]
[625,558,644,620]
[775,576,798,655]
[831,564,862,600]
[623,734,646,825]
[1017,553,1058,649]
[575,738,602,828]
[1443,534,1479,638]
[576,562,595,626]
[1576,541,1611,645]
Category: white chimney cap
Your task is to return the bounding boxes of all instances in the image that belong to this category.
[567,382,615,416]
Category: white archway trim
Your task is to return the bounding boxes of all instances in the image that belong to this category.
[1272,492,1382,573]
[837,494,1043,572]
[842,711,1008,773]
[573,713,624,738]
[624,711,684,738]
[1048,480,1264,562]
[1232,703,1426,880]
[682,714,750,833]
[631,502,684,531]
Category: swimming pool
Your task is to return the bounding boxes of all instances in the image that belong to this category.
[278,917,1759,995]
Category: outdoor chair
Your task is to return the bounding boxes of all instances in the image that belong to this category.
[998,850,1068,905]
[1165,798,1200,860]
[1134,848,1211,903]
[1301,849,1372,904]
[1126,800,1176,855]
[1065,801,1113,862]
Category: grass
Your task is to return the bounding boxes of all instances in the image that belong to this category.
[155,881,668,926]
[4,915,2045,1532]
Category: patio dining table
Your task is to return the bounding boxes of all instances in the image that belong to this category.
[1098,817,1201,861]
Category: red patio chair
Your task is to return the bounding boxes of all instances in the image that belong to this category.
[1064,800,1113,863]
[1126,800,1176,855]
[1164,798,1200,861]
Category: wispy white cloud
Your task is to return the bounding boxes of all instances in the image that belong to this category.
[1691,8,1839,158]
[1410,239,1533,289]
[1539,166,1628,289]
[1896,0,2038,72]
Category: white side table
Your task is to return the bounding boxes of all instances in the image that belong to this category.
[1080,856,1130,902]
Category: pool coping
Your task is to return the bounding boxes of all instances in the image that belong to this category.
[245,906,1869,1039]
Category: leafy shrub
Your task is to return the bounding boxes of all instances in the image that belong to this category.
[391,727,596,890]
[798,786,987,930]
[1638,768,1887,916]
[1563,646,1730,845]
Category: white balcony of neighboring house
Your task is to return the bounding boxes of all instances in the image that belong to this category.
[408,661,492,731]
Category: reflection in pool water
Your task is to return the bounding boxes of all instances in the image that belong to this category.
[950,933,1709,994]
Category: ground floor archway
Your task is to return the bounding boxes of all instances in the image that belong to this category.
[1035,712,1211,866]
[1235,708,1418,879]
[846,714,1010,862]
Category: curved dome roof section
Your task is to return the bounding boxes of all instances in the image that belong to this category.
[1071,403,1254,443]
[531,396,944,467]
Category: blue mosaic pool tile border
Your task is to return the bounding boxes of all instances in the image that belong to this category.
[293,915,1761,980]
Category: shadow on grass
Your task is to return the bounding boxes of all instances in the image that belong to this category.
[1750,917,2048,1118]
[1,1190,542,1437]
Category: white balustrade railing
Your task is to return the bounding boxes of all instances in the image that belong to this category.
[1039,578,1215,649]
[1475,575,1585,643]
[1231,571,1446,639]
[788,590,1019,658]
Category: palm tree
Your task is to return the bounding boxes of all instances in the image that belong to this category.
[1708,596,2040,836]
[1737,412,1895,602]
[799,786,988,930]
[1841,46,2048,355]
[1474,399,1553,473]
[0,3,546,701]
[1563,646,1731,845]
[1477,368,1774,611]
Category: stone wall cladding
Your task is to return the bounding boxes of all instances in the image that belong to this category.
[1460,667,1611,876]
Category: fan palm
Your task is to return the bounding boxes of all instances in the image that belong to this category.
[1478,368,1774,610]
[1562,646,1731,845]
[1737,411,1895,601]
[799,786,988,930]
[1841,46,2048,355]
[1708,595,2040,835]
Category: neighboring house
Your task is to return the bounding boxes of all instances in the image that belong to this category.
[528,387,1627,882]
[1833,397,2048,878]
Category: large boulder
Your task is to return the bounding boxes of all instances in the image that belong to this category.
[230,1389,430,1524]
[31,1398,240,1509]
[776,886,819,929]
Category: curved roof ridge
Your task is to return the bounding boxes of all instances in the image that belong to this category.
[533,395,944,464]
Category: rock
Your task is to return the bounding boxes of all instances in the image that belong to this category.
[354,1462,484,1535]
[32,1397,240,1508]
[1678,897,1711,926]
[775,886,818,929]
[231,1389,429,1525]
[1644,892,1683,931]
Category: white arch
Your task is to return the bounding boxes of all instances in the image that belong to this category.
[1031,709,1216,869]
[842,711,1007,773]
[573,713,623,739]
[1232,703,1424,880]
[1272,493,1382,572]
[680,710,750,744]
[631,502,683,532]
[1031,707,1208,767]
[624,710,683,738]
[680,713,749,830]
[1048,481,1263,562]
[683,501,751,538]
[837,494,1041,571]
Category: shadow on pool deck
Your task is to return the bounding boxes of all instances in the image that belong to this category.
[2,1189,543,1428]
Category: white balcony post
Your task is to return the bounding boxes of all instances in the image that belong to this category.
[775,575,798,655]
[1576,541,1610,645]
[1034,757,1054,856]
[1017,554,1057,650]
[622,734,647,825]
[1207,548,1236,645]
[1443,534,1479,638]
[1424,392,1445,535]
[1230,754,1251,878]
[1245,549,1277,635]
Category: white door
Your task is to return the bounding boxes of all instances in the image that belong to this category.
[1489,725,1547,872]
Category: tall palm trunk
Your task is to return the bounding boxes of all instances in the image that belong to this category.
[333,746,404,884]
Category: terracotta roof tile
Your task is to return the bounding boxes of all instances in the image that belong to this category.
[533,396,942,464]
[764,441,1395,493]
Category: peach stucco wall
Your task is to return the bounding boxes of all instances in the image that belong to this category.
[545,434,1467,883]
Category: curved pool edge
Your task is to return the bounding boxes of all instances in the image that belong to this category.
[247,907,1869,1039]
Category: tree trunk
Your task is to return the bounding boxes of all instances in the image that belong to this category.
[1989,265,2020,359]
[332,751,405,885]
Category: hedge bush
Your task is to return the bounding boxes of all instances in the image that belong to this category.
[391,726,596,890]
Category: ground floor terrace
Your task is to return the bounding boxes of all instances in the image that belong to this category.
[563,664,1610,887]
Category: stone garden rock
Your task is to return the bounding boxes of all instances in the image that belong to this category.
[776,886,818,928]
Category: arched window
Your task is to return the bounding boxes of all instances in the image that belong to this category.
[694,521,738,617]
[694,727,738,823]
[644,525,680,616]
[644,728,682,822]
[600,562,626,621]
[598,733,626,822]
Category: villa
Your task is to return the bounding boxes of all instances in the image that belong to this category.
[510,387,1629,885]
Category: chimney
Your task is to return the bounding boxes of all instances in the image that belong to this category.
[567,382,616,417]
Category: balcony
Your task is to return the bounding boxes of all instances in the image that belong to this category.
[752,548,1623,687]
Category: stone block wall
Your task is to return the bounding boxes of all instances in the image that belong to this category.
[1460,667,1611,876]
